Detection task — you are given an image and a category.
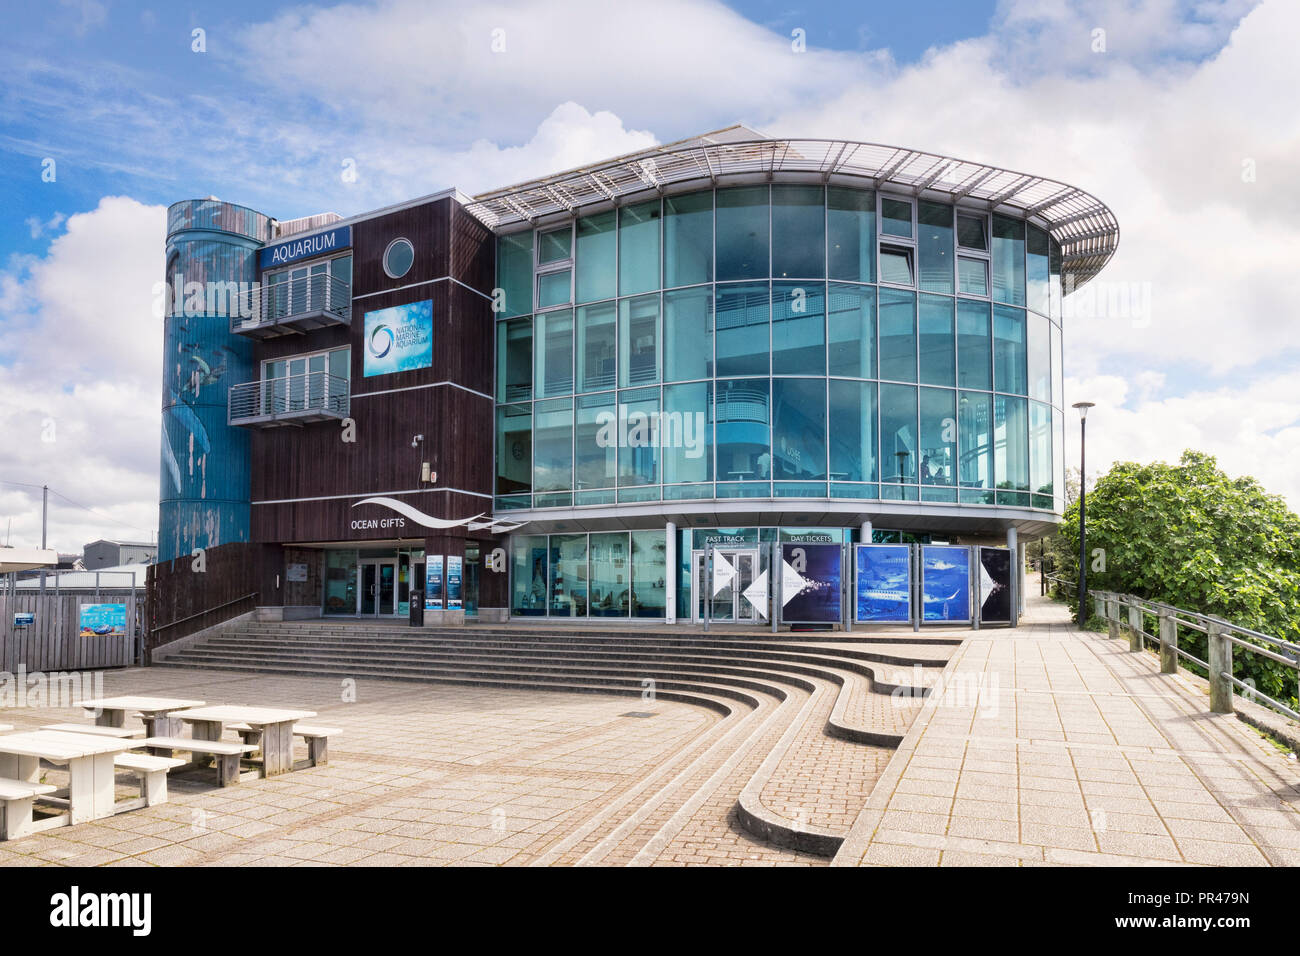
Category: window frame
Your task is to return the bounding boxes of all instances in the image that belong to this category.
[534,222,575,312]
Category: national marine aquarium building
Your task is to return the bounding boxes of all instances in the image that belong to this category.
[156,127,1117,629]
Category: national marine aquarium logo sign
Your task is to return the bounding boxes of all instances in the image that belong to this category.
[364,299,433,377]
[258,225,351,269]
[780,543,842,624]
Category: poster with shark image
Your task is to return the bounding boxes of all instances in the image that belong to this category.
[780,543,842,623]
[921,546,971,623]
[855,544,912,622]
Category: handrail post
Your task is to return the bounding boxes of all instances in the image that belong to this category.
[1127,604,1142,653]
[1107,598,1120,641]
[1208,620,1233,714]
[1158,607,1176,674]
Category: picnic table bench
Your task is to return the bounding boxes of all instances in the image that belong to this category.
[0,730,138,835]
[229,722,342,769]
[79,696,206,737]
[168,705,316,777]
[140,737,257,787]
[43,723,145,739]
[0,777,58,840]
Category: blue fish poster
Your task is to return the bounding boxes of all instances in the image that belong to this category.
[79,603,127,638]
[921,546,971,622]
[855,545,911,622]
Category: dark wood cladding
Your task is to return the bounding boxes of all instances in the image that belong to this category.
[145,542,280,651]
[250,194,497,545]
[253,489,490,544]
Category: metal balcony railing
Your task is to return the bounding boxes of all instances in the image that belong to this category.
[231,273,351,338]
[228,371,350,426]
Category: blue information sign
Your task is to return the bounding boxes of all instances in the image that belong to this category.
[258,225,351,270]
[425,555,444,610]
[446,556,463,611]
[79,603,127,637]
[855,545,912,623]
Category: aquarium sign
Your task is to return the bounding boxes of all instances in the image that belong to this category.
[855,544,912,623]
[259,225,351,269]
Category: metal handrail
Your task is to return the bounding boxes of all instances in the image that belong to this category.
[150,591,259,635]
[1091,588,1300,724]
[229,370,350,423]
[231,272,351,331]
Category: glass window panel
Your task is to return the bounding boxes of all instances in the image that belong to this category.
[511,535,548,616]
[538,227,571,264]
[771,185,825,279]
[991,215,1026,306]
[771,281,825,375]
[574,392,617,490]
[957,215,987,251]
[619,200,661,296]
[589,532,630,617]
[716,378,770,481]
[716,186,769,281]
[880,383,918,485]
[772,377,826,480]
[664,191,712,288]
[548,534,587,617]
[829,379,877,483]
[878,288,917,383]
[1054,404,1066,512]
[917,201,954,294]
[495,404,531,495]
[827,186,875,282]
[575,301,616,393]
[496,317,532,402]
[993,305,1028,395]
[881,197,912,238]
[994,394,1029,492]
[618,293,660,387]
[827,282,875,379]
[1027,310,1052,403]
[533,399,573,493]
[618,386,659,486]
[575,211,616,304]
[715,282,769,377]
[533,309,573,397]
[663,285,713,382]
[956,299,992,390]
[1050,321,1063,407]
[328,347,349,381]
[1027,225,1050,317]
[323,549,358,616]
[662,381,712,484]
[1030,401,1053,504]
[631,530,667,618]
[537,269,571,309]
[919,387,956,487]
[958,391,993,489]
[1049,237,1063,319]
[957,256,989,296]
[497,231,533,318]
[879,245,914,285]
[918,294,955,387]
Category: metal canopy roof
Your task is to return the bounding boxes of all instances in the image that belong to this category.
[466,125,1119,289]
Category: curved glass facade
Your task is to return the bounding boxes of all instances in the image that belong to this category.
[159,199,271,563]
[493,183,1066,515]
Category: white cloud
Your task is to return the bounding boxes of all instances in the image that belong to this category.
[0,198,165,553]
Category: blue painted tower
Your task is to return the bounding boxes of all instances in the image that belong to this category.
[158,199,271,563]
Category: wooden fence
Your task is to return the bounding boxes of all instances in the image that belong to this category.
[1,590,138,672]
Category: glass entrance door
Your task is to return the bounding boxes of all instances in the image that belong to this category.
[692,550,759,623]
[464,543,481,618]
[358,559,397,615]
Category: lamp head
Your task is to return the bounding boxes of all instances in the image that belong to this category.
[1072,401,1095,421]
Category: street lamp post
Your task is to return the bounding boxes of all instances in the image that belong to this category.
[1072,402,1095,628]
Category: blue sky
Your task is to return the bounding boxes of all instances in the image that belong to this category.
[0,0,1296,551]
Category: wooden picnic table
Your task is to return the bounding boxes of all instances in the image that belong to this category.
[168,705,316,777]
[0,730,136,825]
[79,696,207,737]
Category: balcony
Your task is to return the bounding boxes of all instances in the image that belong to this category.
[230,273,351,339]
[229,371,350,427]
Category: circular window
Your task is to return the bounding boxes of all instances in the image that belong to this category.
[383,237,414,279]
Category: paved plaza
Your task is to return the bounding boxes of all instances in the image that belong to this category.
[2,585,1298,866]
